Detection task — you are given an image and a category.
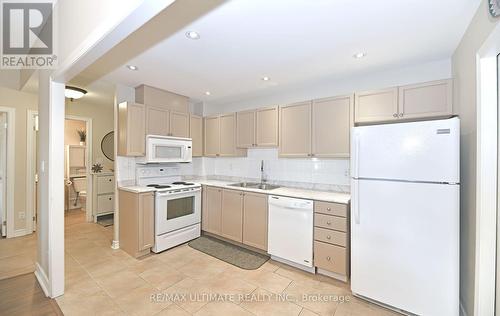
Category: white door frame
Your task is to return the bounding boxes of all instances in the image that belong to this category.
[65,115,93,222]
[26,111,94,228]
[474,22,500,316]
[0,106,15,238]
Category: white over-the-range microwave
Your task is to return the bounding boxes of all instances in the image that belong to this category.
[136,135,192,164]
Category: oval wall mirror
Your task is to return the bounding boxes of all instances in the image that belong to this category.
[101,131,114,161]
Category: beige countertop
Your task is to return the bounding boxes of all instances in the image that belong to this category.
[195,179,351,204]
[118,186,156,193]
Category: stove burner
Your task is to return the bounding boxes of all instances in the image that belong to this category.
[171,181,194,185]
[147,184,171,189]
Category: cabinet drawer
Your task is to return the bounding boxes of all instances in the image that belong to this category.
[314,201,347,217]
[314,241,347,275]
[314,227,347,247]
[97,176,115,193]
[314,214,347,232]
[97,194,114,214]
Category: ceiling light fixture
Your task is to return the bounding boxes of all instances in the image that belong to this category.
[353,52,366,59]
[185,31,200,40]
[205,91,211,96]
[126,65,138,71]
[261,76,270,81]
[65,86,87,101]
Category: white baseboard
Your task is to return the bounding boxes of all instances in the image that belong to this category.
[35,262,50,297]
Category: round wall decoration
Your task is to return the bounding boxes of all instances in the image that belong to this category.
[489,0,500,17]
[101,131,114,161]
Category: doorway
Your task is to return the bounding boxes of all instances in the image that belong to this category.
[0,107,15,238]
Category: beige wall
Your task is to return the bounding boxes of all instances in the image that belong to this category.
[451,2,499,315]
[65,119,86,146]
[0,86,113,233]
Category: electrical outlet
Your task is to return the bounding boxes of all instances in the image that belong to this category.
[19,211,25,219]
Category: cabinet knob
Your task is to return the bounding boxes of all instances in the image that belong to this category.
[393,113,398,118]
[326,256,331,261]
[326,207,331,211]
[326,235,331,239]
[326,221,332,225]
[108,197,112,200]
[399,113,404,117]
[108,179,112,182]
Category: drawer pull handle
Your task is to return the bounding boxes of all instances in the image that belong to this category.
[108,198,112,200]
[326,221,332,225]
[327,207,331,211]
[326,235,331,239]
[326,256,331,261]
[109,179,112,182]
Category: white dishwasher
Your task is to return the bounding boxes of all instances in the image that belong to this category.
[268,195,314,272]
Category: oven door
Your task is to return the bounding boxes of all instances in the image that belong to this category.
[155,188,201,235]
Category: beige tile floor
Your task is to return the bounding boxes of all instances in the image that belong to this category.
[1,210,400,316]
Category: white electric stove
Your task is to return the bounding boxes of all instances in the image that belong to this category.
[136,167,201,253]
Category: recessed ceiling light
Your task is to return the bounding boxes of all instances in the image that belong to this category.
[205,91,211,96]
[65,86,87,101]
[126,65,138,71]
[186,31,200,40]
[353,52,366,59]
[261,76,270,81]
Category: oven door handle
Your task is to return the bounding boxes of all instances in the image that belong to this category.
[156,188,201,197]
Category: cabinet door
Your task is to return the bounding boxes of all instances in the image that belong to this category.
[146,106,169,136]
[243,192,268,251]
[221,189,243,242]
[354,88,398,123]
[170,111,189,137]
[236,110,256,148]
[206,186,222,234]
[279,102,311,157]
[256,107,279,147]
[118,102,145,156]
[312,95,353,158]
[398,79,452,120]
[220,113,237,156]
[204,116,220,157]
[190,115,203,157]
[139,192,154,250]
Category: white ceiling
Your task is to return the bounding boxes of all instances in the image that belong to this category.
[103,0,480,105]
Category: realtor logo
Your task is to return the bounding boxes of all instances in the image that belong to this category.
[1,0,57,69]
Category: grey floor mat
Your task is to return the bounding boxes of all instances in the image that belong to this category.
[188,235,269,270]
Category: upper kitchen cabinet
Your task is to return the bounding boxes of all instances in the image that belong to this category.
[136,85,189,113]
[204,114,247,157]
[312,95,353,158]
[190,114,203,157]
[237,106,279,148]
[354,88,399,124]
[118,102,146,156]
[279,101,312,157]
[146,106,169,136]
[236,110,256,148]
[204,116,220,157]
[398,79,453,120]
[170,111,189,138]
[354,79,453,124]
[256,107,279,147]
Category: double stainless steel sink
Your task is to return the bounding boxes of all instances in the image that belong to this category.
[228,182,280,191]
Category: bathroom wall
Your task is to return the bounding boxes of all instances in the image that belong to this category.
[65,119,86,145]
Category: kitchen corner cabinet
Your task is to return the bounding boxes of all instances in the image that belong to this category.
[190,114,203,157]
[204,114,247,157]
[279,96,353,158]
[354,79,453,124]
[221,189,244,242]
[237,107,279,148]
[118,102,146,156]
[118,189,154,258]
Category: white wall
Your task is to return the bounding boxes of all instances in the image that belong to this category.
[204,58,452,115]
[451,2,500,315]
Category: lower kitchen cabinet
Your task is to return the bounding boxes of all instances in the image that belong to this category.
[118,189,155,258]
[242,192,268,251]
[221,189,244,242]
[203,186,223,235]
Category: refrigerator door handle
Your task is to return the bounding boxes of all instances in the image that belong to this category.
[352,132,360,178]
[354,180,360,224]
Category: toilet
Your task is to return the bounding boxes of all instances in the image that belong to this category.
[71,177,86,207]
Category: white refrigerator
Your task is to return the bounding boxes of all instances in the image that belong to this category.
[350,117,459,316]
